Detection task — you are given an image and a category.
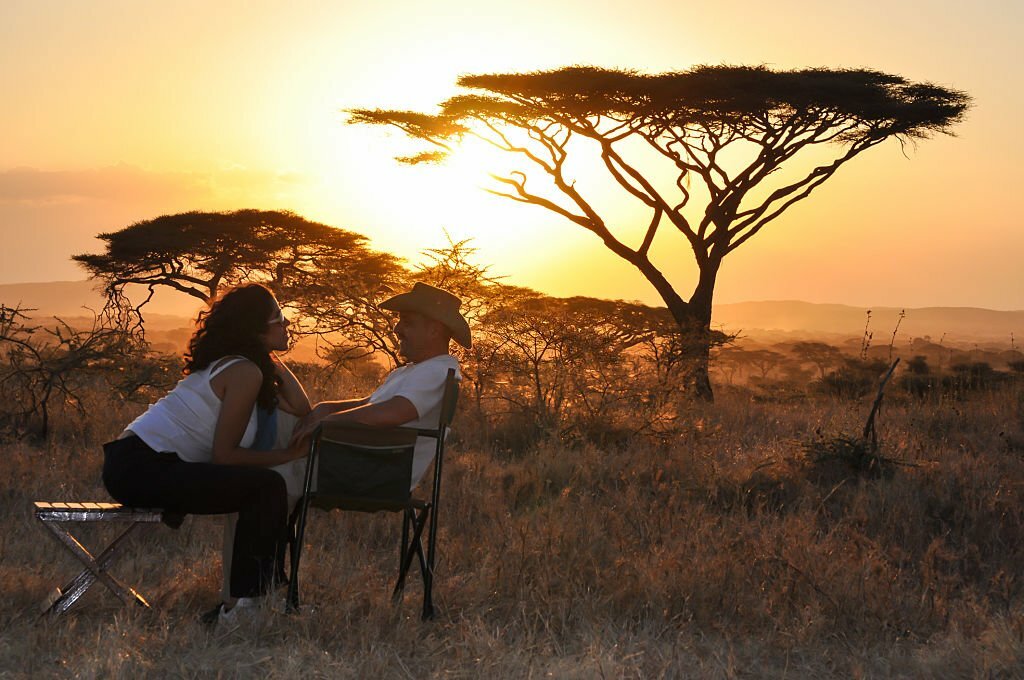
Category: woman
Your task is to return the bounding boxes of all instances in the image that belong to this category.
[102,283,310,619]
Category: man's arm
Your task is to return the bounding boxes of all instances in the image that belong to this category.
[322,396,418,427]
[290,396,418,442]
[305,397,368,421]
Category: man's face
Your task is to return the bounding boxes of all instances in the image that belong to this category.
[394,310,441,362]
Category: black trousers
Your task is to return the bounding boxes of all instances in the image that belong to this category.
[102,435,288,598]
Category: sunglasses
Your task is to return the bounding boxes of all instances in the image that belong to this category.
[267,308,288,325]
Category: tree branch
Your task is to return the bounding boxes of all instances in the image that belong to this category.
[727,137,883,252]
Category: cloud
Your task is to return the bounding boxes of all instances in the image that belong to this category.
[0,164,307,205]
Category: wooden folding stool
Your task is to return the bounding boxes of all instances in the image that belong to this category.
[34,501,164,616]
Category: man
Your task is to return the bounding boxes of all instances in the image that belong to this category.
[292,282,470,488]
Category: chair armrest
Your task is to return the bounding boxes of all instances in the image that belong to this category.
[316,422,441,444]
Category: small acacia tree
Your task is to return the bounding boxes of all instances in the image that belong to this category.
[790,341,845,381]
[75,210,383,301]
[350,65,969,399]
[74,209,408,350]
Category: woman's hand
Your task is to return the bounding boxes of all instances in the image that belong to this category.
[290,404,331,445]
[286,435,310,461]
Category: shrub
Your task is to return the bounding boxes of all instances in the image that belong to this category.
[943,361,1007,393]
[818,358,890,399]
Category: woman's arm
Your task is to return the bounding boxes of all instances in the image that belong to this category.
[210,361,307,466]
[272,354,312,416]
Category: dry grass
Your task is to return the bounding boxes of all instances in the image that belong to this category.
[2,381,1023,678]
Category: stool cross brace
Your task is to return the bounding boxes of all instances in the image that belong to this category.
[34,502,164,616]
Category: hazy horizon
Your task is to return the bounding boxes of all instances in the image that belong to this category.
[4,280,1021,350]
[3,277,1024,314]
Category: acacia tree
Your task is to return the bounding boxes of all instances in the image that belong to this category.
[75,209,402,304]
[350,65,969,399]
[74,209,407,347]
[315,236,506,368]
[790,341,845,380]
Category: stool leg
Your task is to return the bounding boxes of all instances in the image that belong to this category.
[39,521,150,616]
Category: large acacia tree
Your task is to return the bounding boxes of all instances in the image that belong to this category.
[350,65,969,399]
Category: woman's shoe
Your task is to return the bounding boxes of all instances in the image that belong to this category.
[216,596,261,631]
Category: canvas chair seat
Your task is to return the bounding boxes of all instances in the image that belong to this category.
[287,368,458,620]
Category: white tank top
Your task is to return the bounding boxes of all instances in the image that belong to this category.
[126,356,258,463]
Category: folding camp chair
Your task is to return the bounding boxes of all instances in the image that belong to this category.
[287,368,458,620]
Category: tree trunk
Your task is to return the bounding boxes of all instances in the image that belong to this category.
[630,253,718,401]
[668,262,718,402]
[687,289,715,402]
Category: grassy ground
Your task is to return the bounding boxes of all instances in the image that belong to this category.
[1,379,1023,678]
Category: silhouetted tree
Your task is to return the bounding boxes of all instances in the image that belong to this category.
[317,236,510,369]
[74,209,407,353]
[75,209,400,306]
[0,305,169,439]
[820,357,890,399]
[712,345,784,384]
[948,361,1002,392]
[900,355,936,398]
[790,341,844,380]
[712,346,746,384]
[350,65,969,400]
[746,349,786,381]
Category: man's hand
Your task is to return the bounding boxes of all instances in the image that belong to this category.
[288,395,413,444]
[290,402,335,445]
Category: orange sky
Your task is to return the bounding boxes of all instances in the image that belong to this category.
[1,0,1021,310]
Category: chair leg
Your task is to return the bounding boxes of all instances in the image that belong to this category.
[399,509,410,582]
[284,503,301,581]
[287,493,314,612]
[422,580,435,621]
[287,434,321,613]
[392,506,430,603]
[413,517,433,620]
[419,539,434,621]
[392,509,413,602]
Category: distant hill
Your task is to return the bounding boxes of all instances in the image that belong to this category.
[2,280,1021,345]
[713,300,1024,344]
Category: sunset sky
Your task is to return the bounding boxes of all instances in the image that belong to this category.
[2,0,1021,310]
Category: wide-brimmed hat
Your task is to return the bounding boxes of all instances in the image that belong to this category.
[381,282,472,349]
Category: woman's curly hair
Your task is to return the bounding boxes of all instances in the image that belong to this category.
[184,283,281,410]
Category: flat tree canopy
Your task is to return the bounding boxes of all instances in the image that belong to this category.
[350,65,969,398]
[74,209,399,302]
[74,209,408,354]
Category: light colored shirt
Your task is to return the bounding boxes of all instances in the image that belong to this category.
[369,354,460,488]
[126,357,257,463]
